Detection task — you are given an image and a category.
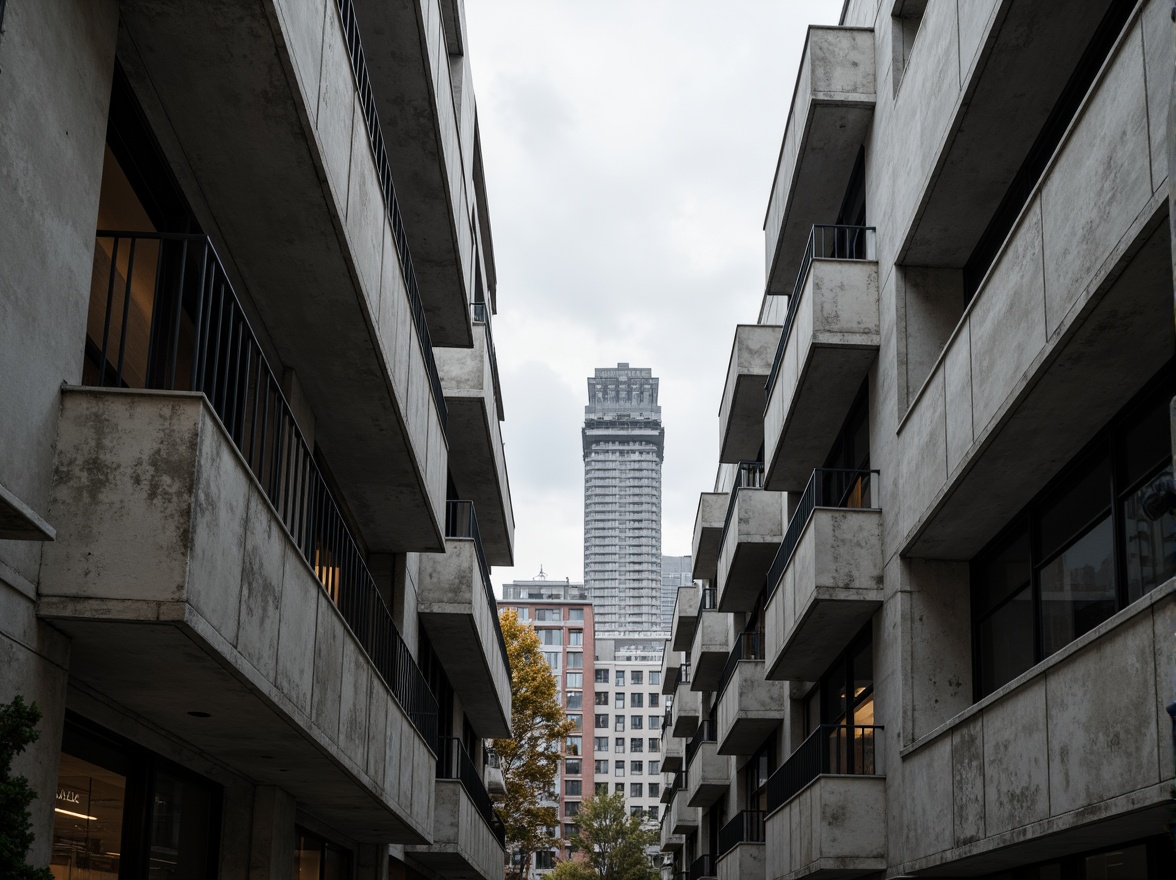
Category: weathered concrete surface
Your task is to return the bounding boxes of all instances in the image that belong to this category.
[661,822,686,853]
[117,0,448,552]
[38,389,435,842]
[406,779,505,880]
[662,727,685,772]
[765,26,876,294]
[764,259,880,493]
[417,539,512,737]
[435,320,515,565]
[717,840,764,880]
[719,325,783,463]
[764,775,886,880]
[692,492,729,580]
[671,789,700,835]
[671,682,701,738]
[766,509,882,682]
[686,740,729,808]
[662,646,685,695]
[716,661,788,756]
[716,490,786,613]
[690,610,730,693]
[672,584,701,652]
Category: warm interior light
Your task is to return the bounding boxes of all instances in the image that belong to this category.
[54,807,98,821]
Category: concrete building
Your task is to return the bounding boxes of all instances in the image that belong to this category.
[661,556,694,633]
[0,2,514,879]
[583,364,666,636]
[662,1,1176,879]
[499,578,595,872]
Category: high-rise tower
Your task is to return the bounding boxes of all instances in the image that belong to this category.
[582,363,665,635]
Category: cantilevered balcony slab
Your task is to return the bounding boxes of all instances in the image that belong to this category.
[692,493,728,580]
[39,389,434,842]
[0,480,54,541]
[690,611,729,693]
[716,662,788,757]
[418,531,512,738]
[717,839,764,880]
[436,315,514,565]
[716,490,786,613]
[671,791,700,835]
[764,26,875,296]
[766,509,883,682]
[406,776,505,880]
[671,586,701,652]
[719,325,782,463]
[661,820,686,853]
[672,685,701,738]
[764,259,880,492]
[686,738,728,809]
[663,732,684,773]
[662,648,685,695]
[764,776,886,880]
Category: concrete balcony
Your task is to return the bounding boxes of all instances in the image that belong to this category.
[39,389,435,842]
[661,819,686,853]
[662,648,685,695]
[718,325,781,463]
[685,722,728,808]
[417,501,512,737]
[662,727,684,772]
[671,684,701,738]
[764,26,875,297]
[115,0,451,550]
[691,492,728,580]
[689,610,729,693]
[407,739,506,880]
[671,585,701,652]
[716,649,787,757]
[764,233,879,493]
[716,463,785,613]
[765,470,882,682]
[717,812,765,880]
[670,788,699,835]
[436,306,514,565]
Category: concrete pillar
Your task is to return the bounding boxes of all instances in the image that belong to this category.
[248,785,296,880]
[356,843,391,880]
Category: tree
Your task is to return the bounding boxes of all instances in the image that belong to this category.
[568,792,658,880]
[0,696,53,880]
[549,856,597,880]
[494,609,575,880]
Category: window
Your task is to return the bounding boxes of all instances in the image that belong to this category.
[629,806,643,817]
[650,671,661,685]
[648,760,660,775]
[569,629,584,646]
[567,653,583,669]
[566,737,581,755]
[614,693,625,709]
[564,800,579,817]
[295,826,353,880]
[567,714,582,732]
[630,671,643,685]
[595,759,609,774]
[569,608,584,621]
[649,782,660,798]
[516,607,532,621]
[615,671,624,686]
[614,737,625,753]
[972,375,1176,698]
[565,780,582,796]
[595,782,609,795]
[595,714,609,729]
[594,737,609,753]
[648,737,660,752]
[629,738,643,753]
[538,628,562,646]
[534,851,555,870]
[536,608,561,621]
[614,783,624,794]
[566,758,581,776]
[630,783,642,798]
[596,669,609,684]
[649,693,660,707]
[800,627,876,777]
[595,692,609,706]
[631,716,643,730]
[566,692,583,711]
[567,672,582,688]
[630,760,643,775]
[543,652,560,671]
[614,717,625,732]
[649,715,660,730]
[614,761,625,777]
[630,693,644,708]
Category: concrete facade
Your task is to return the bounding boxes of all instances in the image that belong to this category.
[662,2,1176,878]
[0,1,513,877]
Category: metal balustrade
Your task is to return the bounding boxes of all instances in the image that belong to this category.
[717,461,766,555]
[716,630,765,702]
[86,230,439,751]
[444,500,511,672]
[765,724,883,813]
[718,810,766,856]
[437,737,507,847]
[685,719,716,769]
[700,586,717,610]
[766,468,880,600]
[765,224,876,397]
[688,854,716,880]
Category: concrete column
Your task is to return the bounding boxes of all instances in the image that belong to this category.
[356,843,391,880]
[248,785,296,880]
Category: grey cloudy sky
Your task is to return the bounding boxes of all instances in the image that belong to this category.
[463,1,844,592]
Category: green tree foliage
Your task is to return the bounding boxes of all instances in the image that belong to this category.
[0,696,53,880]
[549,856,598,880]
[568,792,658,880]
[494,610,576,880]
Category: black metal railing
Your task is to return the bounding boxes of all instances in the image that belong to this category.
[766,468,880,600]
[718,810,766,856]
[438,737,507,847]
[332,0,447,428]
[765,224,876,398]
[716,630,765,702]
[700,586,717,610]
[685,720,716,769]
[688,854,716,880]
[717,461,765,557]
[86,230,439,751]
[765,724,883,813]
[471,302,504,419]
[670,769,686,795]
[444,500,511,673]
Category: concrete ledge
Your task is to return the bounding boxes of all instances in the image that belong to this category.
[716,490,786,613]
[406,779,505,880]
[672,585,701,652]
[716,661,788,756]
[718,841,764,880]
[689,611,729,693]
[0,480,55,541]
[671,792,700,835]
[671,685,701,738]
[686,741,728,808]
[719,325,782,463]
[692,493,728,580]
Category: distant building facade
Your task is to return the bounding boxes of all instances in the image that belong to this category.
[660,555,693,632]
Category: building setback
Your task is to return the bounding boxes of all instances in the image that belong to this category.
[662,2,1176,880]
[0,1,514,878]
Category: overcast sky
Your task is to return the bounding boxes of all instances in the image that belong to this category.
[463,1,844,592]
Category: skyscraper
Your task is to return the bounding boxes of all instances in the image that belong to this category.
[582,363,665,636]
[660,555,693,631]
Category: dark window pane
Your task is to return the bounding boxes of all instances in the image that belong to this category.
[975,523,1031,618]
[1123,465,1176,603]
[1039,452,1111,561]
[1120,392,1170,489]
[52,753,127,880]
[978,585,1035,695]
[1040,517,1116,654]
[149,770,215,880]
[851,634,873,709]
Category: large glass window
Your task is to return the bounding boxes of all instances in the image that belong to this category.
[569,630,584,646]
[566,692,582,710]
[538,629,562,646]
[594,737,609,753]
[295,827,353,880]
[536,608,561,622]
[595,692,609,706]
[595,669,609,684]
[972,373,1176,698]
[567,653,583,669]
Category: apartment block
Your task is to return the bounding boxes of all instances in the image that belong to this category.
[661,555,695,633]
[662,1,1176,878]
[0,1,513,878]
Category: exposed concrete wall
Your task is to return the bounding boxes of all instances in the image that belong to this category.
[407,780,505,880]
[717,841,763,880]
[715,663,788,757]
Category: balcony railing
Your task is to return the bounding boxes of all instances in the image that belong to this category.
[671,770,686,795]
[717,810,765,856]
[444,500,511,672]
[765,224,877,397]
[688,854,716,880]
[685,719,716,769]
[438,737,507,847]
[333,0,447,427]
[86,230,438,750]
[716,630,765,702]
[700,586,717,610]
[717,461,766,554]
[766,468,880,600]
[765,724,883,813]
